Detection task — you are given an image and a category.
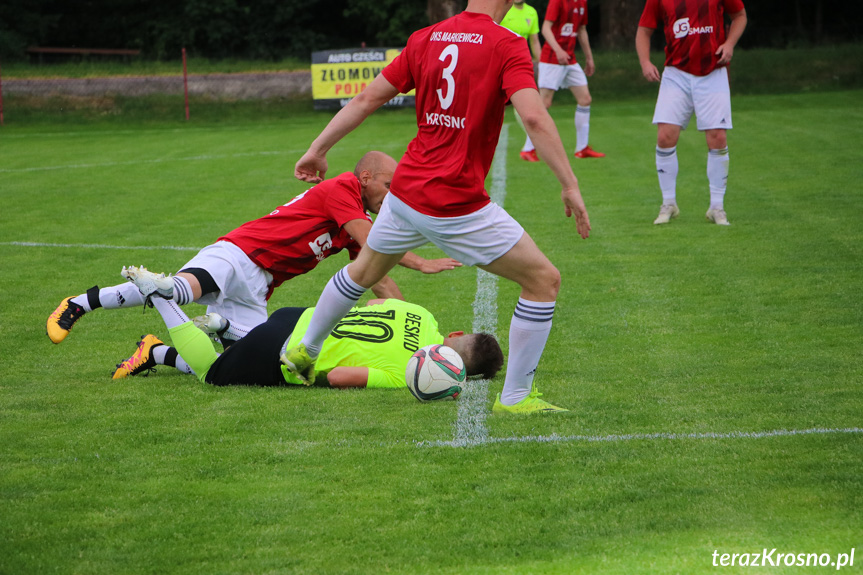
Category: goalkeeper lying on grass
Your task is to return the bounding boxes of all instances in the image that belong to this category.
[113,266,502,389]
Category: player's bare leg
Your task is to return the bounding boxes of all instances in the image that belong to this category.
[481,232,568,414]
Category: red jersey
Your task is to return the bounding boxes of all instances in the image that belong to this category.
[639,0,745,76]
[220,172,369,294]
[381,11,536,217]
[539,0,588,65]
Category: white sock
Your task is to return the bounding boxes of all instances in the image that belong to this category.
[74,283,146,311]
[301,267,366,357]
[151,297,191,330]
[575,106,590,152]
[171,276,194,305]
[221,320,253,342]
[152,345,196,375]
[522,134,534,153]
[707,147,729,209]
[500,299,555,406]
[69,295,90,311]
[174,355,195,375]
[656,146,678,205]
[152,344,170,365]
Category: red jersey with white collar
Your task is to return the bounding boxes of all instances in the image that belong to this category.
[220,172,368,293]
[539,0,588,65]
[639,0,745,76]
[381,11,536,217]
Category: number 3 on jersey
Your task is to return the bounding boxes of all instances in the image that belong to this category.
[436,44,458,110]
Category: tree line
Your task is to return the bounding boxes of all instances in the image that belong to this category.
[0,0,858,61]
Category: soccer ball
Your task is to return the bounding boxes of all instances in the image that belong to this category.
[405,344,466,402]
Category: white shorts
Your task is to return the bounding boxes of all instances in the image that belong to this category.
[367,194,524,267]
[537,62,588,91]
[180,240,273,329]
[653,66,733,131]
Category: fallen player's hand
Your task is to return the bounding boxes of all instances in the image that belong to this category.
[420,258,463,274]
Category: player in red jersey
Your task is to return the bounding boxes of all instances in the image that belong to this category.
[46,151,461,357]
[285,0,591,415]
[521,0,604,160]
[636,0,747,225]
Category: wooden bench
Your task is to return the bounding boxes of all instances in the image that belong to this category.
[27,47,141,64]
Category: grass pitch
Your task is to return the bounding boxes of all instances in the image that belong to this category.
[1,91,862,574]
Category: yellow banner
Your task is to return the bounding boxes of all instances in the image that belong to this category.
[311,48,414,108]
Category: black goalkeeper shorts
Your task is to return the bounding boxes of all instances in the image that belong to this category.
[204,307,307,387]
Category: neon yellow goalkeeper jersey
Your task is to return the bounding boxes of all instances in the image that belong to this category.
[500,3,540,40]
[281,300,444,388]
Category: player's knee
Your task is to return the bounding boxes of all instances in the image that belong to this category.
[706,129,727,149]
[657,129,679,149]
[547,266,562,297]
[524,264,560,300]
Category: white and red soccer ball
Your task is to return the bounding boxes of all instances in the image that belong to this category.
[405,344,466,401]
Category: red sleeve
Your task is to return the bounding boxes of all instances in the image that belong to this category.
[322,176,368,228]
[544,0,562,23]
[500,35,538,100]
[723,0,745,13]
[638,0,661,29]
[382,32,422,94]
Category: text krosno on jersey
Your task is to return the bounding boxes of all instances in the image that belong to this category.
[425,113,466,129]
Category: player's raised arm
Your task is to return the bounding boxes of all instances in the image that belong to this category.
[294,75,401,183]
[510,87,591,239]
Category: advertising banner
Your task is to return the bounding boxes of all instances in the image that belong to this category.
[311,47,415,110]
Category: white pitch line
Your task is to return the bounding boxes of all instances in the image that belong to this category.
[451,124,509,448]
[0,241,199,251]
[0,151,286,174]
[422,427,863,448]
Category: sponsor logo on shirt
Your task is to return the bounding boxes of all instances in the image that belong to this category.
[309,232,333,261]
[673,18,713,39]
[430,31,484,44]
[425,112,466,129]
